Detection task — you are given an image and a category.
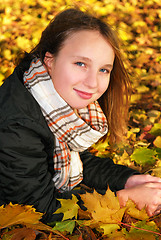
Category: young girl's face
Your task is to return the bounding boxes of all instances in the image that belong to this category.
[45,30,115,109]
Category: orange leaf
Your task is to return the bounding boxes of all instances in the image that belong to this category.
[0,203,43,229]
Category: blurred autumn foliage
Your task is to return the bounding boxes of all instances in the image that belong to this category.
[0,0,161,239]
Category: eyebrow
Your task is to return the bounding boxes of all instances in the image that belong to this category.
[72,56,113,70]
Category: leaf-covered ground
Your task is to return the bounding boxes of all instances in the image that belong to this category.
[0,0,161,239]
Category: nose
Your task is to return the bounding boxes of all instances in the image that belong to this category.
[84,70,98,89]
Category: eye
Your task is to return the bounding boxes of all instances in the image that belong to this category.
[99,68,110,74]
[75,62,85,67]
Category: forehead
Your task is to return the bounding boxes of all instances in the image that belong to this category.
[58,30,115,64]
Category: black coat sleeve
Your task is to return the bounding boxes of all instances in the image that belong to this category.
[0,70,84,224]
[0,120,81,223]
[80,150,139,194]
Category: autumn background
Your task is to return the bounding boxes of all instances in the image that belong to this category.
[0,0,161,239]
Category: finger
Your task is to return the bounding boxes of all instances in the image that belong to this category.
[153,210,161,216]
[156,204,161,211]
[145,182,161,189]
[149,176,161,183]
[144,175,161,183]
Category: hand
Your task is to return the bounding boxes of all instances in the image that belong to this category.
[117,182,161,216]
[124,174,161,189]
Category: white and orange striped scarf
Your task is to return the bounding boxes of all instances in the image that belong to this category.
[23,58,108,192]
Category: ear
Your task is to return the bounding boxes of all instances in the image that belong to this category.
[44,52,54,75]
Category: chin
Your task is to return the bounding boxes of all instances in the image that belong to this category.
[72,103,91,109]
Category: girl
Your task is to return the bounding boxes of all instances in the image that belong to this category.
[0,8,161,223]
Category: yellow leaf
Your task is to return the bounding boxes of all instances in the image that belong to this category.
[130,93,141,104]
[153,136,161,148]
[150,167,161,178]
[102,188,120,210]
[99,223,120,235]
[81,189,126,224]
[3,49,12,61]
[15,36,31,50]
[0,73,5,86]
[0,203,43,229]
[125,200,148,220]
[54,195,79,221]
[92,204,125,223]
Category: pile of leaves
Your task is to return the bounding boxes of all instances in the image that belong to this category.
[0,0,161,239]
[1,189,161,239]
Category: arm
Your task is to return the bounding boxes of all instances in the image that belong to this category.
[0,121,74,223]
[80,150,161,216]
[80,150,139,193]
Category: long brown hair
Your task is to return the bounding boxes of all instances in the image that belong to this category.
[21,8,130,143]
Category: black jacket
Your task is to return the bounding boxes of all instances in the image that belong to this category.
[0,59,138,223]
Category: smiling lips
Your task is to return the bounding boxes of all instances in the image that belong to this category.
[74,89,93,99]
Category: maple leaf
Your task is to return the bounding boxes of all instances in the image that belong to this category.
[81,188,126,224]
[149,167,161,178]
[125,200,149,220]
[130,147,157,166]
[52,220,75,234]
[153,136,161,148]
[123,220,160,240]
[54,195,79,221]
[99,223,120,235]
[0,203,43,229]
[150,123,161,136]
[2,227,37,240]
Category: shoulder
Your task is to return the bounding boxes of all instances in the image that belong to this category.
[0,61,54,145]
[1,61,42,122]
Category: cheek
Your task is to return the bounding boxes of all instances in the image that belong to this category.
[99,78,110,94]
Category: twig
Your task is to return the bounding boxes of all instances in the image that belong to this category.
[119,221,161,236]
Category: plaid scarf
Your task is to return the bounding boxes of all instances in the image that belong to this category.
[23,58,108,191]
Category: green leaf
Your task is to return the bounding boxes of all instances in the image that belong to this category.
[156,148,161,159]
[52,220,75,234]
[123,220,159,239]
[130,147,156,166]
[54,195,79,221]
[150,123,161,136]
[130,220,159,234]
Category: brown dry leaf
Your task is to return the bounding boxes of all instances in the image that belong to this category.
[2,227,36,240]
[25,222,69,239]
[0,203,43,229]
[152,213,161,232]
[78,208,91,220]
[24,222,54,232]
[125,232,157,240]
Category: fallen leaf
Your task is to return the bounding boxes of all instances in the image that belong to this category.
[153,136,161,148]
[2,227,36,240]
[0,203,43,229]
[125,200,149,220]
[99,223,120,235]
[81,189,126,224]
[150,123,161,136]
[130,147,157,166]
[54,195,79,221]
[52,220,75,234]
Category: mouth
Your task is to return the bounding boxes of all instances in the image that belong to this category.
[74,89,93,100]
